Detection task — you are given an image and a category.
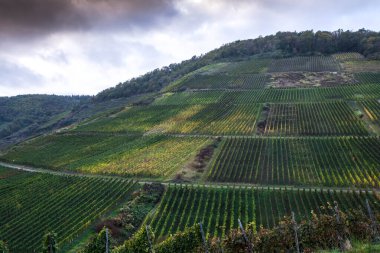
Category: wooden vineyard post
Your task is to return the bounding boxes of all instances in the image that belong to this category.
[366,199,380,243]
[146,225,154,253]
[106,228,109,253]
[291,212,300,253]
[238,218,253,253]
[217,237,224,253]
[199,222,209,253]
[334,202,352,251]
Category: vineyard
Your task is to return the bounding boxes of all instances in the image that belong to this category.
[2,134,210,178]
[1,51,380,252]
[147,184,255,239]
[173,74,269,90]
[360,99,380,125]
[147,184,380,238]
[207,136,380,187]
[254,187,380,228]
[152,103,262,135]
[341,60,380,73]
[263,101,368,136]
[268,56,341,72]
[333,52,365,61]
[354,72,380,84]
[0,166,137,252]
[155,83,380,105]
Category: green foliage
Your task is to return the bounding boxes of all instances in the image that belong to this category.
[0,94,88,148]
[207,207,379,252]
[0,166,136,252]
[155,224,203,253]
[209,137,380,187]
[42,231,58,253]
[2,134,209,178]
[81,227,111,253]
[0,241,9,253]
[96,183,165,244]
[147,185,255,239]
[269,56,341,72]
[156,83,380,105]
[114,226,154,253]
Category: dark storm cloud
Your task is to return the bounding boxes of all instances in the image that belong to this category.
[0,0,178,38]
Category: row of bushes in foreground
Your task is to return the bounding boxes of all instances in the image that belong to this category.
[87,202,380,252]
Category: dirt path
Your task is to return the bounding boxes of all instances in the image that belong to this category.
[1,161,377,194]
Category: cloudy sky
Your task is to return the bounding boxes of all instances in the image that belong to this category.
[0,0,379,96]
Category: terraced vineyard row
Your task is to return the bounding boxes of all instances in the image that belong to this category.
[147,185,380,238]
[208,136,380,187]
[152,103,262,135]
[154,91,224,105]
[333,52,365,61]
[215,58,271,74]
[148,184,255,239]
[360,99,380,125]
[355,72,380,84]
[254,187,380,228]
[268,56,341,72]
[155,84,380,105]
[174,74,268,90]
[2,134,210,178]
[74,105,185,133]
[0,166,137,252]
[263,101,367,136]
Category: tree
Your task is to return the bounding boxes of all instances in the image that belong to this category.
[42,231,58,253]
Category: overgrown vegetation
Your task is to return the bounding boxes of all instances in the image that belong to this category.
[94,202,380,253]
[81,183,164,251]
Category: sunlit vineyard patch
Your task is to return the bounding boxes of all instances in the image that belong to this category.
[73,105,185,133]
[208,136,380,187]
[2,134,211,178]
[153,91,224,105]
[0,166,137,252]
[360,99,380,126]
[333,52,365,62]
[341,60,380,73]
[153,103,262,135]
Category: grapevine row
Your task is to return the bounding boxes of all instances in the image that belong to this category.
[156,84,380,105]
[268,56,341,72]
[208,136,380,187]
[147,184,255,240]
[264,101,368,136]
[0,167,137,252]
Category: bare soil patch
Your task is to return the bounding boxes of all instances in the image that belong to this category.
[268,72,357,88]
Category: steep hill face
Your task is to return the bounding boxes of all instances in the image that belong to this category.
[0,95,88,149]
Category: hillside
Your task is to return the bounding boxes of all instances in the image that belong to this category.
[1,30,380,252]
[0,95,89,149]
